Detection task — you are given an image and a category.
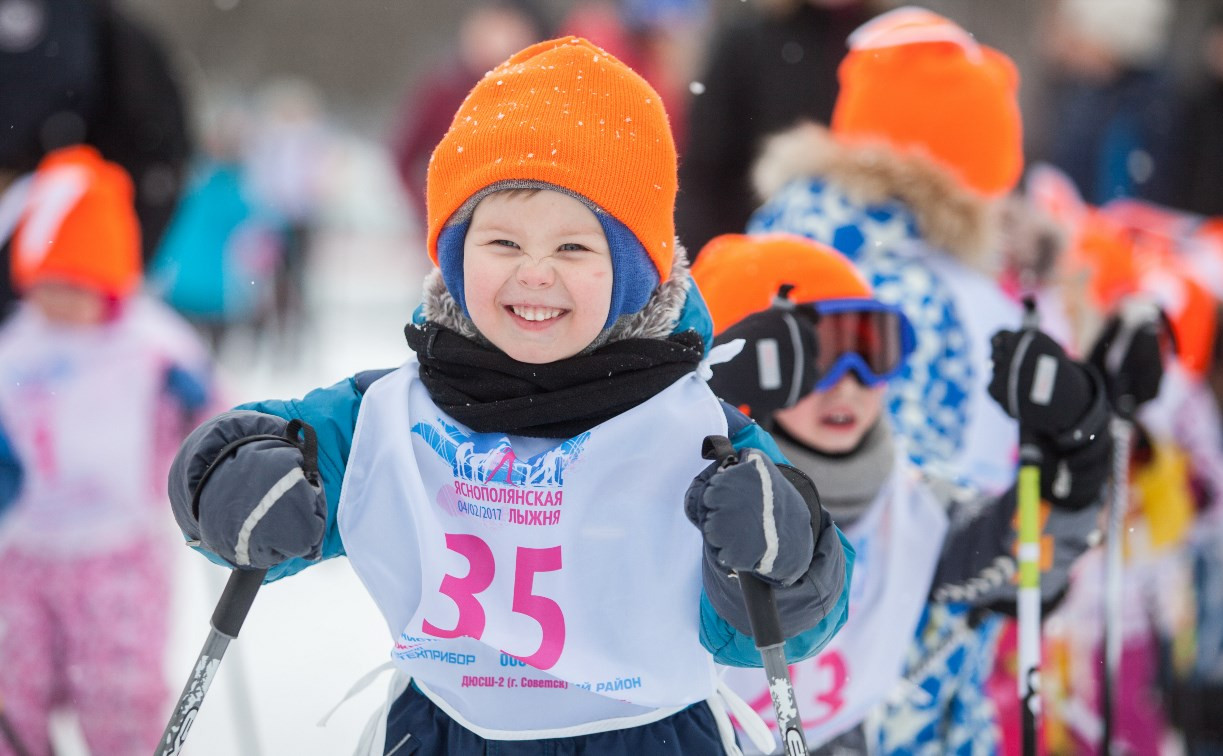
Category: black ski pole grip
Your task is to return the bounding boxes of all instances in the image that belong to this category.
[211,567,268,639]
[739,572,785,648]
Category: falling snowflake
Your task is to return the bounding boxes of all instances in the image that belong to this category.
[689,81,706,95]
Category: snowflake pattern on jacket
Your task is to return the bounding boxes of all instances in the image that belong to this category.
[749,178,975,482]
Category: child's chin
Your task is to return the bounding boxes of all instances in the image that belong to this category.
[496,336,589,364]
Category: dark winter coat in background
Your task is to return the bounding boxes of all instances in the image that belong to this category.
[1176,79,1223,218]
[675,1,875,256]
[0,0,191,314]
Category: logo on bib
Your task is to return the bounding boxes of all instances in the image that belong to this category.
[412,418,590,527]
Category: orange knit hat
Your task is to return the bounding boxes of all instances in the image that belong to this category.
[692,233,874,335]
[11,145,141,298]
[426,36,677,281]
[831,7,1023,198]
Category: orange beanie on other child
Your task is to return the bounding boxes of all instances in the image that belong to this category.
[831,7,1023,198]
[11,145,142,299]
[693,233,874,335]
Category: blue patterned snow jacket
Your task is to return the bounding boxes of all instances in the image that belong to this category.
[747,124,1021,493]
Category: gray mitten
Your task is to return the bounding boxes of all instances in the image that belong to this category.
[685,447,815,586]
[169,411,327,570]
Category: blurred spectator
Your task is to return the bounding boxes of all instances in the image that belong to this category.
[388,0,547,225]
[559,0,710,154]
[1175,9,1223,218]
[1037,0,1180,206]
[675,0,877,256]
[149,99,284,352]
[243,78,333,356]
[0,0,191,317]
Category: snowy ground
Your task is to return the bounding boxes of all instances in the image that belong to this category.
[52,219,431,755]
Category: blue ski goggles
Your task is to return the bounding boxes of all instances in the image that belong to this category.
[811,299,916,392]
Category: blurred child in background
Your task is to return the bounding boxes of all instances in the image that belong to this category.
[0,146,216,756]
[694,232,1112,754]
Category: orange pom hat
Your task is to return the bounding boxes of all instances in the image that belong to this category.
[426,36,677,323]
[693,233,875,334]
[11,145,141,298]
[831,6,1023,197]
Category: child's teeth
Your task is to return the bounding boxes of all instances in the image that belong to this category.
[513,306,562,322]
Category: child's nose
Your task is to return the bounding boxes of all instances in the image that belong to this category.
[516,256,556,288]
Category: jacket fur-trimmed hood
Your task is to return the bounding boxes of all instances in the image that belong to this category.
[420,239,698,349]
[751,122,1002,270]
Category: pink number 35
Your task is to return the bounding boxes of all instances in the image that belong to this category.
[422,534,566,670]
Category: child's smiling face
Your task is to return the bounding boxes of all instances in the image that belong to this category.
[773,375,886,453]
[463,189,614,363]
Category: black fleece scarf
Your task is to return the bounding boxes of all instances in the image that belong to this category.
[404,322,705,438]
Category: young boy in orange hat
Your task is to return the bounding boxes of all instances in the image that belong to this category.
[167,37,852,755]
[0,146,216,756]
[693,232,1112,754]
[746,7,1025,494]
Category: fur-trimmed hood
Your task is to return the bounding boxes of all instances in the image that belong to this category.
[751,122,1002,270]
[420,239,699,350]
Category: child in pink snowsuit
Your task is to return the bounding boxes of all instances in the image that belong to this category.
[0,146,215,756]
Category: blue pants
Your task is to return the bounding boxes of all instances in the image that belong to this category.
[383,683,728,755]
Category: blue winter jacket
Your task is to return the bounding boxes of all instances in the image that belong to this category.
[181,283,852,668]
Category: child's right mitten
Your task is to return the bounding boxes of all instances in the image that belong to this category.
[169,411,327,569]
[684,448,815,586]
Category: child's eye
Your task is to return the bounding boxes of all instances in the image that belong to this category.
[557,243,591,253]
[489,239,520,250]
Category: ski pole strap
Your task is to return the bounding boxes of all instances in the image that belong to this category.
[191,419,320,520]
[212,567,269,639]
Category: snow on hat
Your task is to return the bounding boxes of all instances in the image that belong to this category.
[692,233,875,335]
[427,36,676,328]
[832,6,1023,198]
[11,145,141,298]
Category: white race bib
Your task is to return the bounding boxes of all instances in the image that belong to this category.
[339,360,729,738]
[0,298,207,556]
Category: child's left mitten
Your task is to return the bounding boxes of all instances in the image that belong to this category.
[685,449,815,586]
[169,411,327,570]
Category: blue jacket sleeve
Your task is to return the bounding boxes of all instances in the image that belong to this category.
[0,418,22,520]
[227,372,391,581]
[697,405,854,667]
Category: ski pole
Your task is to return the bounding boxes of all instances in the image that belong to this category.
[1097,298,1162,755]
[703,435,809,756]
[1014,297,1043,756]
[0,692,32,756]
[1101,415,1130,756]
[156,566,267,756]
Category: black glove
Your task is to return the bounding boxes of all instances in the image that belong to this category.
[685,447,815,586]
[1087,299,1171,417]
[707,293,819,418]
[989,328,1112,508]
[169,411,328,570]
[988,328,1100,441]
